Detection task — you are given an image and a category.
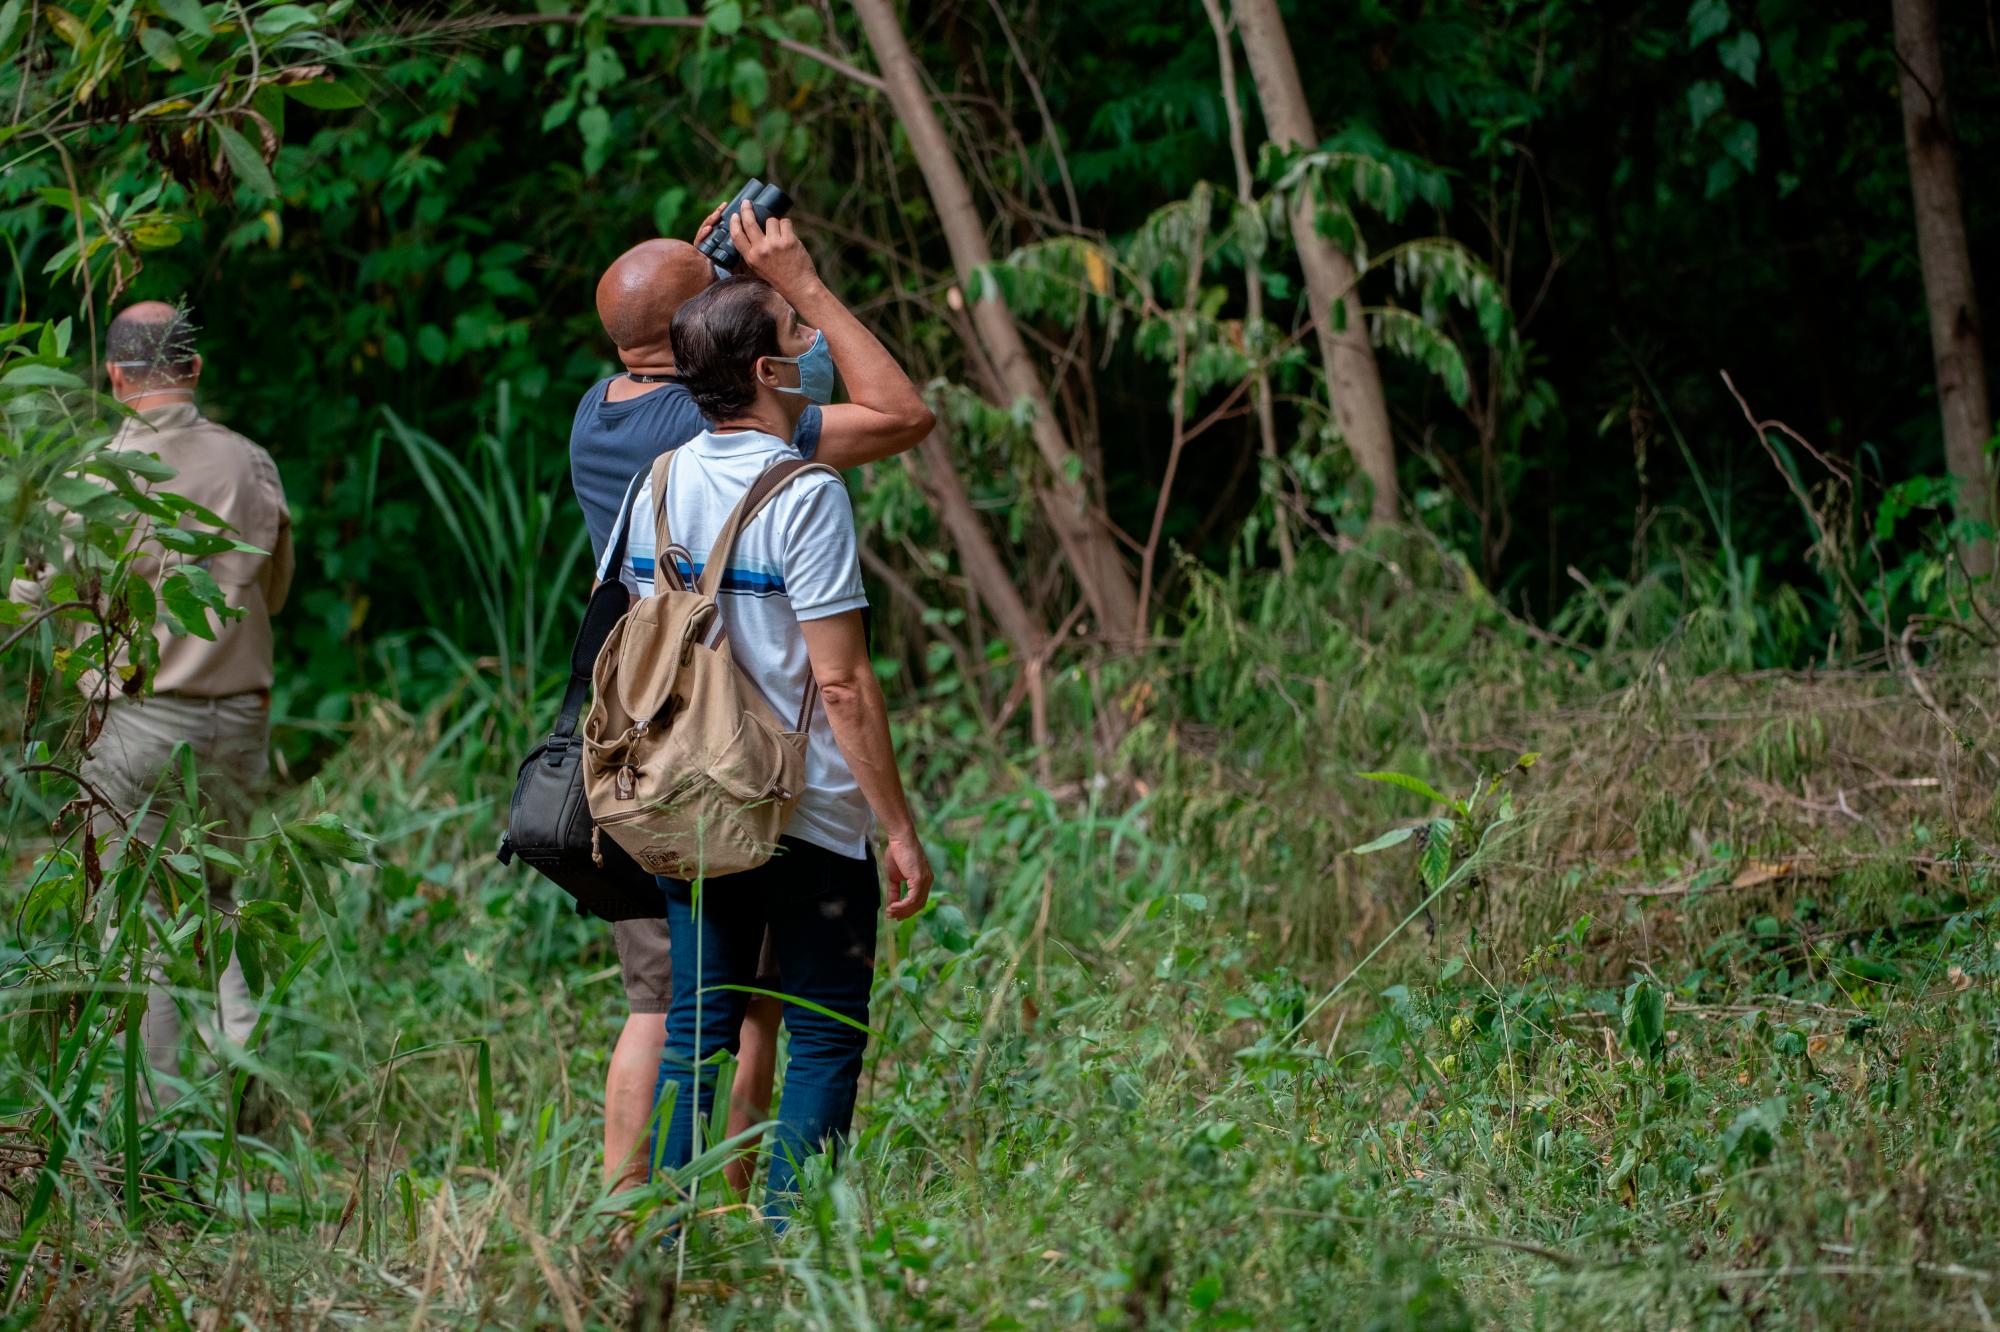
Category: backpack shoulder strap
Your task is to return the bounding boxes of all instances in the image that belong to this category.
[553,472,645,738]
[703,458,841,733]
[647,447,687,592]
[698,458,841,599]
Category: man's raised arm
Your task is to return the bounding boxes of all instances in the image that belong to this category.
[728,204,934,468]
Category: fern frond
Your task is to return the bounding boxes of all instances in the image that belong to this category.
[1369,305,1471,405]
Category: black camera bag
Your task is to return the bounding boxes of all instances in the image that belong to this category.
[496,488,664,920]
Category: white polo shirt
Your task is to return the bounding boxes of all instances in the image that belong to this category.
[599,428,872,859]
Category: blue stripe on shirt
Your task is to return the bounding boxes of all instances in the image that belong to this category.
[632,554,788,598]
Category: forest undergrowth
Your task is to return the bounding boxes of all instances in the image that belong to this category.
[10,537,2000,1331]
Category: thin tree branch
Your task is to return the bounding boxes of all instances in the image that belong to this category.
[1135,199,1210,635]
[0,601,97,655]
[982,0,1081,229]
[459,13,887,92]
[7,762,130,829]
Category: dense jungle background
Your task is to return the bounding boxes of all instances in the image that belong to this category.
[5,0,2000,1327]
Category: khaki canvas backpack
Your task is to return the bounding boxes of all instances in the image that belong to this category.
[582,449,836,881]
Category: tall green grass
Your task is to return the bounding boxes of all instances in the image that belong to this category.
[10,461,2000,1328]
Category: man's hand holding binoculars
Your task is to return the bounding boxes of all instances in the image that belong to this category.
[730,204,822,302]
[692,189,934,466]
[693,200,821,304]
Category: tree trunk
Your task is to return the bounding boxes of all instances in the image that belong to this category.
[1202,0,1294,574]
[1232,0,1400,526]
[904,431,1052,752]
[1893,0,1995,574]
[851,0,1142,640]
[906,431,1047,659]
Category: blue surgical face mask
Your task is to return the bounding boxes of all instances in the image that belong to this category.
[766,329,834,405]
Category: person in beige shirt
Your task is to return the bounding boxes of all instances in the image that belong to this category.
[72,301,294,1104]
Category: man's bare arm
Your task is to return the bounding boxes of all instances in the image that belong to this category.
[730,206,934,468]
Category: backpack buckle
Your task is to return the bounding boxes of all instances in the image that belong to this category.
[615,764,637,801]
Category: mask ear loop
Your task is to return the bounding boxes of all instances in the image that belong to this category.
[760,353,805,396]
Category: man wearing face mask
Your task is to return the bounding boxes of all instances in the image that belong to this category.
[27,302,294,1105]
[602,240,933,1215]
[574,204,932,1196]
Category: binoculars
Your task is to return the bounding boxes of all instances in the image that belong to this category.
[698,178,793,272]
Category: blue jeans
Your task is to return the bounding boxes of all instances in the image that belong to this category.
[653,838,878,1210]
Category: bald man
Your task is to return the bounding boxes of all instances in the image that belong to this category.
[571,203,932,1194]
[570,206,933,554]
[80,301,292,1106]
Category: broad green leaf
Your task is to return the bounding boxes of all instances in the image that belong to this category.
[1704,156,1740,199]
[132,221,183,249]
[157,0,214,36]
[160,570,219,639]
[416,324,447,365]
[94,449,178,481]
[167,562,228,607]
[583,43,625,91]
[1355,769,1459,810]
[1418,819,1453,890]
[652,184,688,236]
[0,0,23,60]
[1621,978,1666,1059]
[233,927,264,996]
[136,24,182,69]
[120,576,155,626]
[577,104,611,176]
[198,841,248,873]
[283,79,363,110]
[1717,29,1760,85]
[152,527,264,557]
[1720,120,1759,172]
[1349,825,1415,855]
[252,83,286,140]
[214,123,278,199]
[1686,0,1730,47]
[1687,79,1725,130]
[251,3,317,38]
[731,56,769,109]
[706,0,743,36]
[44,476,107,508]
[281,812,374,864]
[43,5,86,46]
[1,364,83,389]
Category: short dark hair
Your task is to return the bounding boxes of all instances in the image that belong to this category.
[106,305,198,384]
[670,276,785,420]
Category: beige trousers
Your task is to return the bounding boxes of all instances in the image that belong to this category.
[84,693,270,1100]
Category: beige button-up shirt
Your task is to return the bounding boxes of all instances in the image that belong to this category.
[101,401,294,699]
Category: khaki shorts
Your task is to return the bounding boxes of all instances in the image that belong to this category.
[612,917,778,1014]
